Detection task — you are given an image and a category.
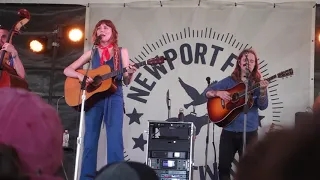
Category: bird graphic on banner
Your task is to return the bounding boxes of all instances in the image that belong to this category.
[178,77,210,111]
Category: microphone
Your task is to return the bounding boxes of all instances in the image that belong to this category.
[166,90,171,118]
[94,35,102,45]
[242,64,251,70]
[166,90,169,103]
[178,108,184,121]
[167,89,171,110]
[244,53,249,71]
[206,77,211,86]
[81,35,102,90]
[244,52,251,86]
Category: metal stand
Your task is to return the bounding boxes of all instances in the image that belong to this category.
[212,118,218,180]
[166,90,171,118]
[204,117,210,180]
[73,36,101,180]
[242,53,250,154]
[204,77,218,180]
[73,82,88,180]
[48,25,61,105]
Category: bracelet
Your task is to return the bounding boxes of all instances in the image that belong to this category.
[11,51,18,59]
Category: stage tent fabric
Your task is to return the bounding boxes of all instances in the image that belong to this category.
[0,0,319,5]
[0,0,316,180]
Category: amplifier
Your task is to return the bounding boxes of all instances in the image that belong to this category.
[155,169,188,180]
[145,121,196,180]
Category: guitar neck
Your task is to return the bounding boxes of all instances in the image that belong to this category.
[240,74,277,97]
[101,61,147,80]
[250,75,276,91]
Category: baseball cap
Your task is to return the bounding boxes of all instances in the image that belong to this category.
[0,87,63,180]
[94,161,159,180]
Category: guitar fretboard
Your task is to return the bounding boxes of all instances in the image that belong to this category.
[238,75,277,97]
[101,61,147,80]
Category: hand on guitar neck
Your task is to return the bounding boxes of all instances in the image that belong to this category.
[125,64,137,75]
[259,80,269,96]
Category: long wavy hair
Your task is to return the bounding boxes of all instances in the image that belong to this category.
[231,48,261,83]
[92,20,120,71]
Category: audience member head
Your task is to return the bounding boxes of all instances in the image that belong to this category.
[0,143,29,180]
[94,161,159,180]
[235,113,320,180]
[313,95,320,113]
[0,88,64,180]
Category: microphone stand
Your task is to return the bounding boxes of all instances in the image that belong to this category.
[204,77,216,180]
[74,36,101,180]
[242,53,250,154]
[166,90,171,119]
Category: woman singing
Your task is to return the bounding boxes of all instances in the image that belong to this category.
[64,19,137,180]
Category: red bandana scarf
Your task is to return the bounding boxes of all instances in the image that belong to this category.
[99,44,113,65]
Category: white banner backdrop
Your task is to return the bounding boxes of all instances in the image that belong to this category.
[84,4,314,180]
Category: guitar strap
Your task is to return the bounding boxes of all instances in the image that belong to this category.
[118,47,126,114]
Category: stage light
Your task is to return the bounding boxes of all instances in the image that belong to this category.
[68,28,83,42]
[29,40,43,52]
[55,25,84,44]
[29,36,48,53]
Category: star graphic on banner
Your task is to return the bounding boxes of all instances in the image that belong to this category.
[132,133,147,151]
[259,115,265,127]
[126,108,143,125]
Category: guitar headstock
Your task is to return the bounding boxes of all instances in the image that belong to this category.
[277,68,293,78]
[147,56,166,65]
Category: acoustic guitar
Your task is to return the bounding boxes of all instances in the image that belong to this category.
[64,56,166,111]
[207,68,294,127]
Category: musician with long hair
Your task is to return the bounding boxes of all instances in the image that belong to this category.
[204,48,269,180]
[63,19,137,180]
[0,26,26,78]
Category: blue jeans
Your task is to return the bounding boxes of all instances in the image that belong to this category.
[80,94,124,180]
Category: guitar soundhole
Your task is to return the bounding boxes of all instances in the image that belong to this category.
[231,93,239,102]
[87,75,102,93]
[91,75,103,87]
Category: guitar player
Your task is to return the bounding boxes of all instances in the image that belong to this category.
[63,19,137,180]
[204,48,269,180]
[0,26,26,79]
